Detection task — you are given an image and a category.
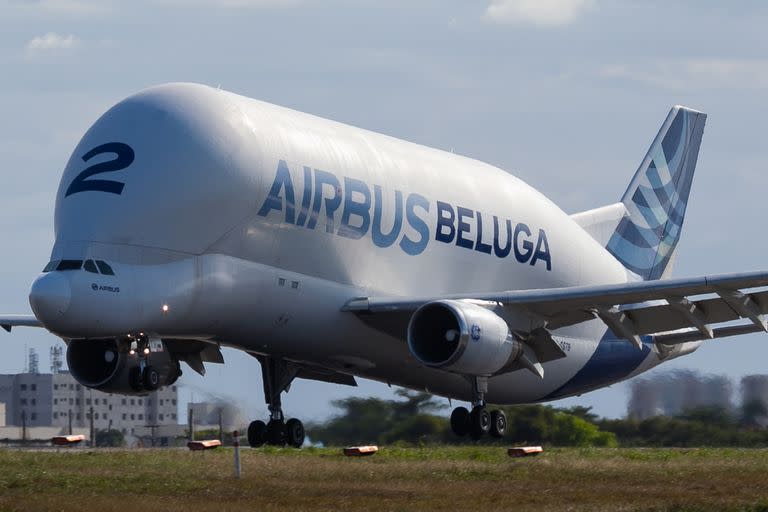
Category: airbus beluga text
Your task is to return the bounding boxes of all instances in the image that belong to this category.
[3,83,765,447]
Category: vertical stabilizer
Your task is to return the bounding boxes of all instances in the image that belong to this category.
[606,106,707,280]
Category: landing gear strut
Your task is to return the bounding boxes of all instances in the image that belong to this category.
[247,356,305,448]
[449,376,507,440]
[127,335,163,392]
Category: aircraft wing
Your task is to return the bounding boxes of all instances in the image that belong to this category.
[343,270,768,347]
[0,315,42,332]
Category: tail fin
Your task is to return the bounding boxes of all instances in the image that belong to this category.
[606,106,707,280]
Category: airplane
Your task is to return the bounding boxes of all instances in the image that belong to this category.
[2,82,766,448]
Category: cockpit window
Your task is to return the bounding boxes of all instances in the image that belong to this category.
[56,260,83,271]
[42,260,60,273]
[96,260,115,276]
[42,258,115,275]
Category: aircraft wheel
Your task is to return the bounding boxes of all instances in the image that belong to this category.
[285,418,305,448]
[128,367,143,392]
[469,406,490,440]
[450,407,470,436]
[490,409,507,438]
[247,420,266,447]
[265,419,286,446]
[142,366,160,391]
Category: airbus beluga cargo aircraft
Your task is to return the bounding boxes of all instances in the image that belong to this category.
[2,83,766,447]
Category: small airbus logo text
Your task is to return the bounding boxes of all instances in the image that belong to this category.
[257,160,552,270]
[91,283,120,293]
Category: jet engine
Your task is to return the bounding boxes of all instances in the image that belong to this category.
[66,337,181,395]
[407,299,522,376]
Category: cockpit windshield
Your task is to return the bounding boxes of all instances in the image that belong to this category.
[56,260,83,271]
[42,259,116,275]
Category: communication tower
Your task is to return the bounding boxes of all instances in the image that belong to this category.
[28,347,39,374]
[50,345,64,374]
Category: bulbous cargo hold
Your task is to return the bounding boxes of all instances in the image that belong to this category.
[53,83,261,257]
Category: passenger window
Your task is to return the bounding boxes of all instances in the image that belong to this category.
[42,260,60,273]
[56,260,83,271]
[84,260,99,274]
[96,260,115,275]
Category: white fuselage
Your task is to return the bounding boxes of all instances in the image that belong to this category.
[30,83,683,404]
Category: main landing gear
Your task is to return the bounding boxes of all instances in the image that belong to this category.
[449,376,507,440]
[247,356,306,448]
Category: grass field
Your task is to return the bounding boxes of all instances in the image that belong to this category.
[1,446,767,511]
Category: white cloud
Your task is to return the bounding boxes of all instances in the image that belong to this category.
[485,0,594,26]
[600,59,768,91]
[26,32,80,54]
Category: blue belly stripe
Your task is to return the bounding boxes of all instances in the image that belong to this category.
[544,332,652,400]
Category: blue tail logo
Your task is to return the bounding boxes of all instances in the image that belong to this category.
[606,106,706,280]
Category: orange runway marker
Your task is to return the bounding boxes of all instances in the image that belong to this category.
[187,439,222,451]
[52,435,86,446]
[508,446,543,458]
[343,445,379,457]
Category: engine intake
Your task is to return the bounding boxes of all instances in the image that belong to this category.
[66,337,180,395]
[407,300,521,376]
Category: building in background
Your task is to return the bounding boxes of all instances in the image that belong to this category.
[628,370,733,420]
[0,371,178,436]
[741,375,768,428]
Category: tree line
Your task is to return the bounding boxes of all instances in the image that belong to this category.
[306,390,768,447]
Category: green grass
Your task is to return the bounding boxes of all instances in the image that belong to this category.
[1,446,767,511]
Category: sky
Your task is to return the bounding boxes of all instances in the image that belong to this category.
[1,0,768,423]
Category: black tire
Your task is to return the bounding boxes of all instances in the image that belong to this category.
[285,418,305,448]
[247,420,266,447]
[128,366,143,392]
[265,419,285,446]
[469,406,491,440]
[143,366,160,391]
[450,407,470,437]
[490,409,507,439]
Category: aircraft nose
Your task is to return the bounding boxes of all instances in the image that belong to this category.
[29,272,72,324]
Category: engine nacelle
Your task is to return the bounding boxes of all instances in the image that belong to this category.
[407,300,521,376]
[66,337,180,395]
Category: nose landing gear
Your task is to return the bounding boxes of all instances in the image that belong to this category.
[246,356,305,449]
[129,365,161,391]
[125,334,181,392]
[127,335,160,392]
